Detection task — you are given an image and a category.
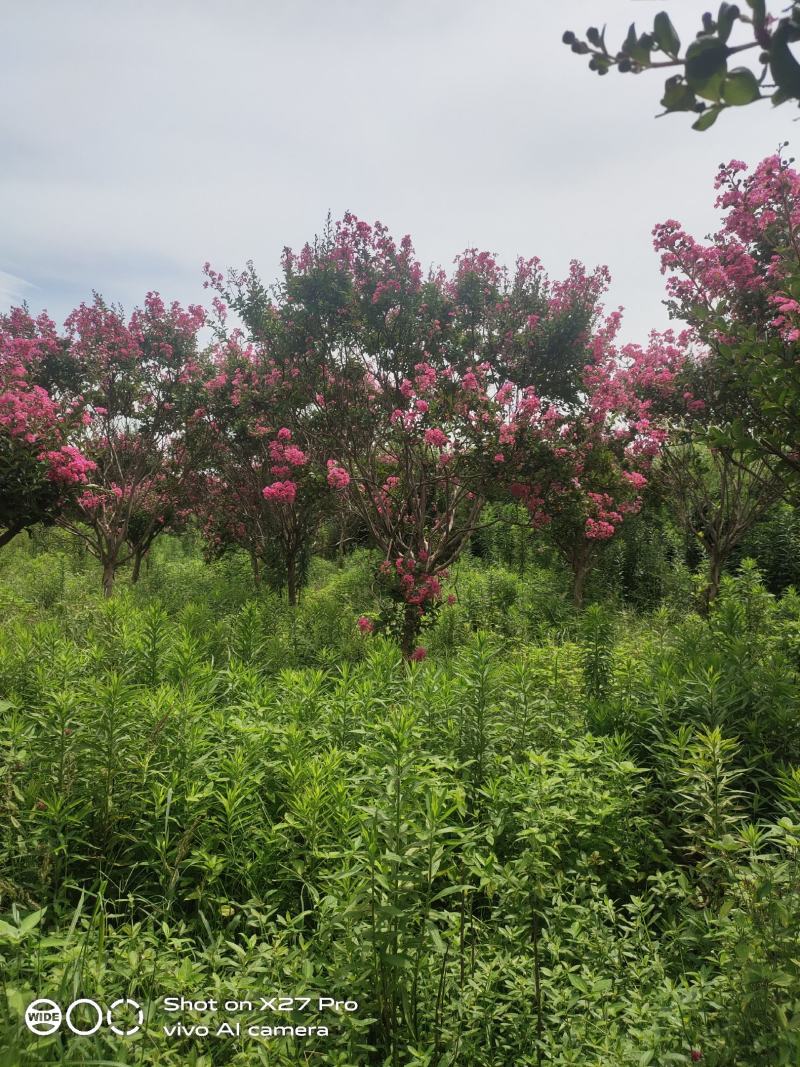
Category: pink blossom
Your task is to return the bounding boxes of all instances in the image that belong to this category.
[39,445,96,485]
[283,445,308,466]
[424,427,449,448]
[413,361,437,393]
[585,518,616,540]
[622,470,648,490]
[262,480,297,504]
[327,464,351,489]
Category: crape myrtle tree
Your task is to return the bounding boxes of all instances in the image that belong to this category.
[507,326,686,606]
[57,293,205,597]
[652,338,788,613]
[654,153,800,488]
[211,217,501,653]
[208,215,612,653]
[655,435,784,611]
[324,354,511,656]
[441,247,612,402]
[0,307,95,547]
[184,318,335,605]
[563,2,800,129]
[291,220,521,656]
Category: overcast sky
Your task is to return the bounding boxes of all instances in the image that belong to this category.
[1,0,795,342]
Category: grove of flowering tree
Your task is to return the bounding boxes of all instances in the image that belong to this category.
[205,215,636,650]
[2,158,795,633]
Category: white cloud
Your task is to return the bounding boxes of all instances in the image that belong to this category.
[0,270,34,307]
[1,0,793,339]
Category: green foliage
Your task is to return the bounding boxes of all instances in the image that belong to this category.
[0,537,799,1064]
[564,3,800,128]
[580,603,615,704]
[733,504,800,594]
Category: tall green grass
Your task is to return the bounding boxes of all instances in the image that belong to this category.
[1,537,799,1065]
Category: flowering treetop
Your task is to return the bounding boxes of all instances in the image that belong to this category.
[55,293,206,594]
[0,307,95,545]
[653,152,800,481]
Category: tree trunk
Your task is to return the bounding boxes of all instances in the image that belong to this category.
[102,558,117,598]
[700,551,724,616]
[131,547,144,584]
[250,549,262,589]
[0,523,23,549]
[401,601,421,659]
[286,553,298,607]
[572,559,589,609]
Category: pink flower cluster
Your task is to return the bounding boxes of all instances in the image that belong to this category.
[39,445,96,485]
[585,491,639,540]
[585,518,616,540]
[654,154,800,344]
[326,460,351,489]
[262,480,297,504]
[424,427,449,449]
[1,309,95,491]
[382,554,448,608]
[770,292,800,342]
[269,429,308,476]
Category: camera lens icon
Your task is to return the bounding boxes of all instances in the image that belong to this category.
[107,998,143,1036]
[24,997,142,1037]
[25,999,62,1036]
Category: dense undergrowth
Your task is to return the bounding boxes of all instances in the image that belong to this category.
[1,533,799,1065]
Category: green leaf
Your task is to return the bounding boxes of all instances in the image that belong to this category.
[685,37,729,100]
[735,937,753,961]
[717,2,740,43]
[622,22,653,66]
[661,77,698,111]
[19,908,45,934]
[692,105,723,129]
[653,12,681,56]
[722,67,761,104]
[770,23,800,99]
[0,919,21,941]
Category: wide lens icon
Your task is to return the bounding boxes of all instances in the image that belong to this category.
[25,999,62,1035]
